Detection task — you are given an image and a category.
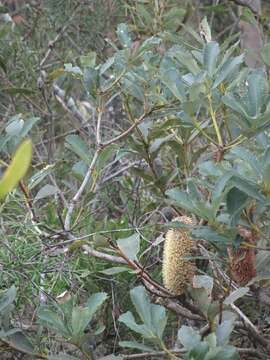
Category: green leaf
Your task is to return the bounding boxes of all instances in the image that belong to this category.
[6,117,24,136]
[229,176,267,203]
[117,23,132,48]
[100,267,129,275]
[187,342,209,359]
[48,354,80,360]
[29,164,54,189]
[129,286,152,326]
[166,188,196,213]
[37,307,70,337]
[203,42,219,77]
[20,117,40,138]
[1,87,35,95]
[205,345,239,360]
[200,17,212,42]
[224,287,249,305]
[149,135,174,154]
[169,45,200,75]
[245,70,269,118]
[71,306,94,337]
[0,286,16,313]
[226,187,249,222]
[6,331,35,355]
[0,54,7,73]
[65,135,90,164]
[261,42,270,67]
[230,146,260,175]
[64,63,83,77]
[161,68,186,102]
[215,311,237,346]
[98,356,123,360]
[222,93,249,121]
[177,326,201,350]
[192,226,233,245]
[118,311,153,338]
[96,144,118,171]
[192,275,213,297]
[213,55,244,88]
[85,292,108,321]
[0,139,32,199]
[130,286,167,339]
[117,233,140,261]
[34,184,58,202]
[72,160,87,179]
[119,341,154,352]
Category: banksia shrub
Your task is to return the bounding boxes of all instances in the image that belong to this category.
[162,216,195,295]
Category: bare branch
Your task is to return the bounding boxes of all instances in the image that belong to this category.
[64,149,100,231]
[82,245,127,264]
[228,0,261,14]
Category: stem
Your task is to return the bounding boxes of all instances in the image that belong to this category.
[207,94,223,147]
[159,340,182,360]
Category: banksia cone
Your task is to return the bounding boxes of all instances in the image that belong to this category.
[228,227,257,286]
[162,216,195,295]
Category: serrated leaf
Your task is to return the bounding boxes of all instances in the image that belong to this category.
[65,135,90,164]
[0,286,16,313]
[64,63,83,76]
[20,117,40,138]
[226,187,249,222]
[161,68,186,101]
[213,55,244,88]
[230,146,260,175]
[224,287,249,305]
[203,42,219,77]
[6,117,24,136]
[118,311,153,338]
[34,184,58,202]
[166,188,195,213]
[261,42,270,67]
[222,93,249,121]
[6,331,35,354]
[130,286,167,339]
[215,311,237,346]
[205,345,239,360]
[96,144,118,171]
[29,164,54,190]
[246,70,269,118]
[71,306,93,337]
[37,307,70,337]
[193,275,213,297]
[177,326,201,350]
[117,23,132,48]
[149,135,173,154]
[0,139,32,199]
[229,176,267,203]
[117,233,140,261]
[85,292,108,320]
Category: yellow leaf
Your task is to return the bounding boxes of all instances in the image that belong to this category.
[0,139,32,199]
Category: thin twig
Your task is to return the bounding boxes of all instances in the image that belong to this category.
[39,3,81,69]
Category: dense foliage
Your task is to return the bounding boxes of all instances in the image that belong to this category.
[1,0,270,359]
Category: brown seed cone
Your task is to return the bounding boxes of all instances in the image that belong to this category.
[162,216,195,295]
[228,227,257,286]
